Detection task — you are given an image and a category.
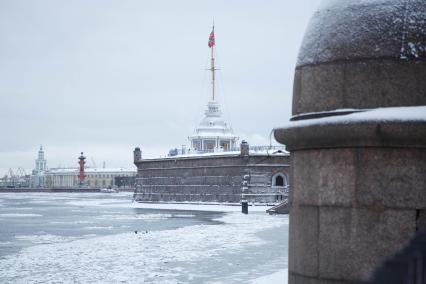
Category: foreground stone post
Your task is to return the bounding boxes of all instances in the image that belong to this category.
[274,1,426,283]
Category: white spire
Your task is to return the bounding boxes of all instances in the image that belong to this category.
[35,146,47,172]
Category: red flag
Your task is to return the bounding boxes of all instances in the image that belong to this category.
[208,28,215,48]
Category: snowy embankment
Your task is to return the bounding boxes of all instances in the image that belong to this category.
[62,193,275,213]
[250,269,288,284]
[0,212,288,283]
[131,202,273,212]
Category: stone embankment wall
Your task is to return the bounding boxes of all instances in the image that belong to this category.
[133,154,289,204]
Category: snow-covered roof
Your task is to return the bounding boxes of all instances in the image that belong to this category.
[189,101,238,141]
[46,167,136,174]
[85,168,136,173]
[142,149,288,161]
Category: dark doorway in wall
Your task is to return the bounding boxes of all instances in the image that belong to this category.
[275,175,284,187]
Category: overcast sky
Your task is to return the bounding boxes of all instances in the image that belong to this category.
[0,0,321,175]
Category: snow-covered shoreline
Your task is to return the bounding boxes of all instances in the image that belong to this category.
[131,201,274,212]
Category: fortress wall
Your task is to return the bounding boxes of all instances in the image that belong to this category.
[134,154,289,203]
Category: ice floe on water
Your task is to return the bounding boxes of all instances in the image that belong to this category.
[0,212,288,283]
[83,226,114,230]
[14,234,77,245]
[96,213,173,221]
[50,220,95,225]
[0,213,42,218]
[173,214,196,218]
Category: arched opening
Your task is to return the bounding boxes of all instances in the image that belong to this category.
[275,175,284,186]
[272,173,287,187]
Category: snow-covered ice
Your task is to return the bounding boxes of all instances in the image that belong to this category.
[0,212,288,283]
[0,213,42,218]
[0,192,289,283]
[250,269,288,284]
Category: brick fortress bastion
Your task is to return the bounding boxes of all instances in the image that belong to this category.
[132,27,290,205]
[133,145,290,204]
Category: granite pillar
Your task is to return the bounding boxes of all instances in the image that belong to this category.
[274,1,426,283]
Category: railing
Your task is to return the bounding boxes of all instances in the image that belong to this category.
[249,145,286,152]
[168,145,287,156]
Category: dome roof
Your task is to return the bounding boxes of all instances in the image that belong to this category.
[189,101,237,138]
[293,0,426,116]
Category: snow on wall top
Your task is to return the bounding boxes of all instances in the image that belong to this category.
[46,168,136,174]
[298,0,426,66]
[282,106,426,129]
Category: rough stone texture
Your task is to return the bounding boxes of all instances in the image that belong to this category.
[291,148,426,209]
[292,0,426,116]
[274,0,426,283]
[318,207,415,281]
[292,149,357,207]
[288,148,424,282]
[293,60,426,115]
[355,148,426,209]
[289,205,319,277]
[134,154,290,204]
[298,0,426,66]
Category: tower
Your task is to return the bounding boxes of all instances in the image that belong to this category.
[31,145,47,187]
[78,152,86,186]
[35,145,47,172]
[133,147,142,163]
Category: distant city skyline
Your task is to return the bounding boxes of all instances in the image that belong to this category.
[0,0,322,175]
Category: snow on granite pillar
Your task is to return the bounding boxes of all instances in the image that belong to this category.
[274,1,426,283]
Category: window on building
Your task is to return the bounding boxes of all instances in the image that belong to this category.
[204,140,216,151]
[220,140,230,151]
[192,140,201,151]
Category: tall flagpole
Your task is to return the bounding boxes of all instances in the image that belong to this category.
[210,26,215,101]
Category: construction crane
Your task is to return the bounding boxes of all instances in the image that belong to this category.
[90,157,97,168]
[16,167,27,177]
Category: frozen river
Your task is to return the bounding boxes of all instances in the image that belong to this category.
[0,192,288,283]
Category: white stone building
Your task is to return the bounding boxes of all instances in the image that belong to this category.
[44,167,135,188]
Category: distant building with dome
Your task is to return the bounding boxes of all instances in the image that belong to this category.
[133,27,290,205]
